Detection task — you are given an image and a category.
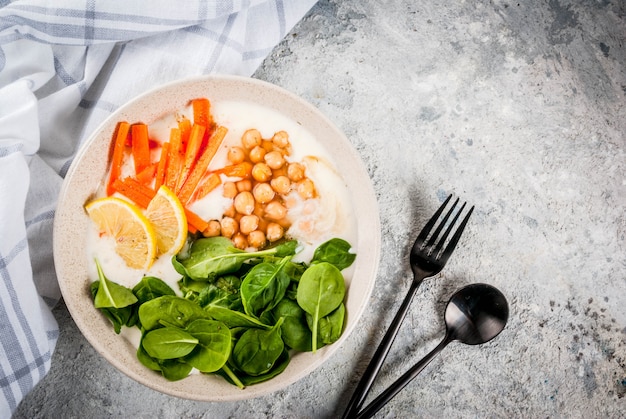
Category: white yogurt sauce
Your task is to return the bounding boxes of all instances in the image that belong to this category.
[86,100,357,293]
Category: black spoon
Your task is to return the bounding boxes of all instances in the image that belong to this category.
[355,283,509,419]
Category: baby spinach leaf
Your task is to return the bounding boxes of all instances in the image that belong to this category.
[204,305,270,330]
[93,259,138,309]
[174,237,298,281]
[311,238,356,271]
[133,276,176,304]
[232,317,285,376]
[90,281,135,334]
[235,349,290,386]
[241,257,291,318]
[137,342,162,371]
[183,319,231,373]
[158,359,193,381]
[142,327,199,359]
[307,302,346,345]
[296,262,346,352]
[138,295,210,331]
[190,275,243,311]
[272,298,312,352]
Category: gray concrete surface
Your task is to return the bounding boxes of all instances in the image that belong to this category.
[14,0,626,417]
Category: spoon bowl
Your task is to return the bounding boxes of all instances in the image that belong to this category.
[355,283,509,419]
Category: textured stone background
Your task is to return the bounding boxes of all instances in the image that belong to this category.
[15,0,625,418]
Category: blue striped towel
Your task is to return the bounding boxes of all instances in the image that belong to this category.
[0,1,316,415]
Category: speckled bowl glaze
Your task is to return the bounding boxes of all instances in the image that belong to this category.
[53,75,380,401]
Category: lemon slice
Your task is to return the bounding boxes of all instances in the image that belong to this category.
[85,197,157,271]
[145,185,188,255]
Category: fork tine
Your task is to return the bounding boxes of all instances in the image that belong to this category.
[432,201,466,254]
[426,197,459,248]
[415,194,452,244]
[438,204,474,263]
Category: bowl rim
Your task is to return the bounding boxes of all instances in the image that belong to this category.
[53,74,381,401]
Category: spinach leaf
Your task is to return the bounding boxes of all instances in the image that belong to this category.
[272,298,312,352]
[142,327,199,359]
[93,259,138,309]
[307,302,346,345]
[174,237,298,281]
[138,295,211,331]
[311,238,356,271]
[204,305,270,330]
[183,275,243,311]
[132,276,176,303]
[137,343,161,371]
[232,317,285,376]
[240,256,291,318]
[296,262,346,352]
[183,319,231,373]
[90,281,135,334]
[159,359,193,381]
[220,349,290,387]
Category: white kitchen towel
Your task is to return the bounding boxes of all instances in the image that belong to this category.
[0,1,316,415]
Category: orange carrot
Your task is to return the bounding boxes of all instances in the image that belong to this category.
[178,117,191,154]
[135,162,158,186]
[131,123,151,174]
[184,208,209,233]
[154,142,170,190]
[107,121,130,196]
[111,178,155,208]
[216,161,253,178]
[164,128,183,191]
[192,98,212,130]
[177,123,206,190]
[178,126,227,204]
[190,172,222,203]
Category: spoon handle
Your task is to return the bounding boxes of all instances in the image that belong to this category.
[355,335,451,419]
[342,279,422,418]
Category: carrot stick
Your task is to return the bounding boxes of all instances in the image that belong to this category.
[131,123,151,174]
[184,208,209,233]
[192,98,212,131]
[178,126,227,204]
[111,178,155,208]
[164,128,183,191]
[154,142,170,190]
[189,173,222,203]
[107,121,130,196]
[178,117,191,154]
[136,162,158,186]
[177,123,206,191]
[215,161,253,178]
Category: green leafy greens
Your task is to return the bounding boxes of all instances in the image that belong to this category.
[90,237,356,387]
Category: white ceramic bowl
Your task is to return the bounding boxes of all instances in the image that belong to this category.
[53,75,380,401]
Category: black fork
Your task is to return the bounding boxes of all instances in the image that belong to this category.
[342,194,474,418]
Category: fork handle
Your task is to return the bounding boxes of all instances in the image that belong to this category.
[342,278,423,418]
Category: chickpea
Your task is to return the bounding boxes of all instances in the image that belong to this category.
[249,145,266,163]
[236,179,252,192]
[287,162,305,182]
[223,181,237,198]
[239,214,260,235]
[232,233,248,250]
[253,182,275,204]
[264,200,287,221]
[223,204,236,218]
[272,131,290,148]
[241,129,262,149]
[270,175,291,195]
[220,217,238,238]
[247,230,267,249]
[252,162,272,182]
[261,140,274,152]
[227,146,246,164]
[264,150,285,170]
[203,220,221,237]
[234,191,255,215]
[266,222,284,242]
[297,178,316,199]
[272,166,288,178]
